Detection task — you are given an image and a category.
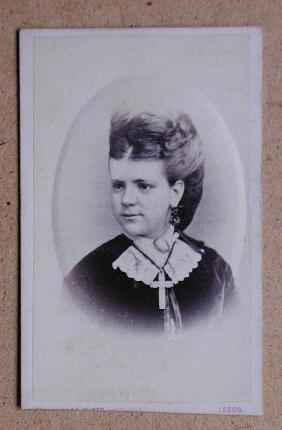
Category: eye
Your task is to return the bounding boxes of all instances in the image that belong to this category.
[137,182,154,191]
[112,181,124,192]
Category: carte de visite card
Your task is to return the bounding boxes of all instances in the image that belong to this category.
[20,27,262,414]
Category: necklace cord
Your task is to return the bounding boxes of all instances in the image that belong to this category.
[132,241,176,277]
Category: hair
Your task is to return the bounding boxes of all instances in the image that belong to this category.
[109,112,205,230]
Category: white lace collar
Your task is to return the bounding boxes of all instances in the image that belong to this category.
[112,234,203,286]
[133,225,179,268]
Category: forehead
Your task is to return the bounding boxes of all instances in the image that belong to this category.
[109,158,166,181]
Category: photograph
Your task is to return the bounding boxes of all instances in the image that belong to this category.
[65,109,236,334]
[21,27,262,414]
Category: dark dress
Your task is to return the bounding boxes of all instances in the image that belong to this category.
[64,232,235,332]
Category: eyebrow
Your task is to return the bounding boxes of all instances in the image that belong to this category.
[133,179,152,183]
[111,179,154,183]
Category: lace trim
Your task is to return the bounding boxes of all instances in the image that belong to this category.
[112,239,203,286]
[164,240,202,283]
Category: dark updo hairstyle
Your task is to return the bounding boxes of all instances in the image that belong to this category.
[109,112,204,230]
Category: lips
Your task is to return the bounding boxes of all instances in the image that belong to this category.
[121,213,142,218]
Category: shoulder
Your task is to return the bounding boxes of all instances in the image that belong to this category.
[179,232,229,269]
[178,232,235,301]
[75,233,131,267]
[65,234,131,283]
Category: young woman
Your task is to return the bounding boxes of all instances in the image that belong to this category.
[65,112,235,334]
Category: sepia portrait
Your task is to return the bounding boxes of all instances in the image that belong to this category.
[64,109,236,334]
[21,28,262,414]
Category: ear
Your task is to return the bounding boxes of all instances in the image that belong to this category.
[170,180,185,207]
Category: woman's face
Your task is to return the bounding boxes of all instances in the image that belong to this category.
[109,157,183,239]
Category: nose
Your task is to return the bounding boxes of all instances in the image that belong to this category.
[121,185,137,206]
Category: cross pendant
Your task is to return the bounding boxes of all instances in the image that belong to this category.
[151,270,173,310]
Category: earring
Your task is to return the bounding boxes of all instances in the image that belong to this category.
[169,206,181,227]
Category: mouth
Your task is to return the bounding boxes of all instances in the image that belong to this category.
[121,213,142,218]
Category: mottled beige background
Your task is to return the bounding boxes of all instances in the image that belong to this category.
[0,1,281,429]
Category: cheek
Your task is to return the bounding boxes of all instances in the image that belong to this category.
[145,191,171,216]
[111,193,120,210]
[152,187,172,207]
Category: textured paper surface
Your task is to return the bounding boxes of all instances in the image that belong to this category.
[1,1,282,428]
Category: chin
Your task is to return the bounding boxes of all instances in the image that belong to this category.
[123,226,145,237]
[120,222,146,238]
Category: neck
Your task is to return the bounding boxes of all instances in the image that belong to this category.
[125,223,173,242]
[149,223,173,240]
